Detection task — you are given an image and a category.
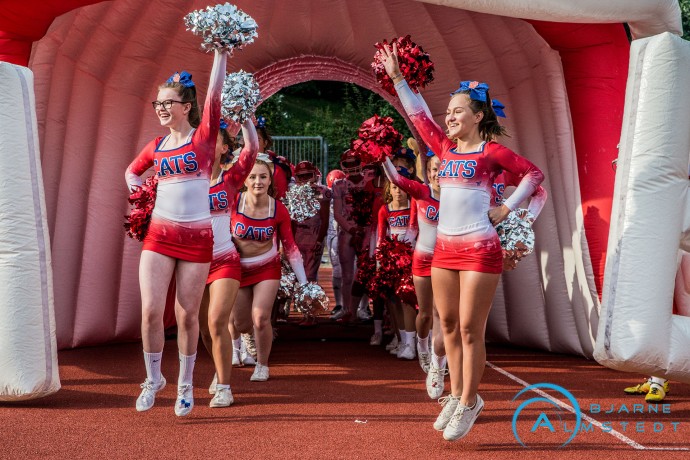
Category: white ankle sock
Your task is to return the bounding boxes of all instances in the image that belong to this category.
[374,320,383,335]
[144,351,163,383]
[215,384,230,391]
[417,335,430,353]
[233,338,241,351]
[650,376,667,385]
[432,352,447,369]
[406,331,417,346]
[178,352,196,386]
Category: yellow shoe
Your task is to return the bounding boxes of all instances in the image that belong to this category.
[645,383,667,402]
[624,379,652,395]
[624,379,670,395]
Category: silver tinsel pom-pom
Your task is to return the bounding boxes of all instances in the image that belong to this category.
[277,257,297,301]
[222,71,261,123]
[184,3,258,53]
[282,184,320,222]
[495,208,535,270]
[294,282,329,315]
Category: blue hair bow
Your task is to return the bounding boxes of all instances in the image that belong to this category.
[167,71,195,88]
[395,147,416,161]
[220,119,228,130]
[255,116,267,128]
[451,80,489,102]
[492,99,506,118]
[425,148,436,158]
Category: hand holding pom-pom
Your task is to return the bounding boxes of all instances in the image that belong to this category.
[282,183,320,222]
[184,3,258,53]
[372,35,434,96]
[124,175,158,241]
[294,282,329,315]
[222,71,261,123]
[277,257,297,301]
[495,208,535,269]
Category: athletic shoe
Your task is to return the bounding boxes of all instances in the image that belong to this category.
[208,373,218,394]
[357,307,372,321]
[330,307,347,320]
[624,378,670,395]
[329,305,343,318]
[135,376,166,412]
[385,336,399,351]
[645,383,667,402]
[398,343,416,360]
[209,386,234,408]
[433,394,459,431]
[426,361,447,399]
[250,363,269,382]
[443,394,484,441]
[240,349,256,366]
[369,332,382,346]
[390,342,401,355]
[174,384,194,417]
[418,351,431,374]
[232,347,242,367]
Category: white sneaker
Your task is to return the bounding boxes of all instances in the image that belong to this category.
[433,395,460,431]
[369,332,382,346]
[232,347,242,367]
[385,336,399,352]
[241,349,256,366]
[135,376,166,412]
[209,373,218,394]
[357,308,372,321]
[250,363,269,382]
[390,342,401,355]
[174,384,194,417]
[426,362,447,399]
[241,333,257,360]
[443,395,484,441]
[418,349,431,373]
[209,386,234,408]
[398,343,416,360]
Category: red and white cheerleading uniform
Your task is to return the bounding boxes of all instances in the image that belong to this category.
[206,139,259,285]
[125,63,224,263]
[294,184,332,281]
[376,201,413,245]
[490,170,547,218]
[394,80,544,273]
[383,158,438,277]
[231,193,307,288]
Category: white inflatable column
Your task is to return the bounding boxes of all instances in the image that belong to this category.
[594,33,690,384]
[0,63,60,400]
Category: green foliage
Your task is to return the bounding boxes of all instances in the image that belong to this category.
[681,0,690,40]
[257,82,412,171]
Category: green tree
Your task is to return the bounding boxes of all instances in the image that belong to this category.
[681,0,690,40]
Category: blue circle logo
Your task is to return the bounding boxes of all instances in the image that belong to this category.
[511,383,582,448]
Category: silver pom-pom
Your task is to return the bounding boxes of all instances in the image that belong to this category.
[184,3,258,53]
[495,209,535,270]
[277,257,297,301]
[294,282,329,315]
[221,71,261,124]
[281,184,320,222]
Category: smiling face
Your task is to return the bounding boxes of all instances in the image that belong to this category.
[445,93,482,140]
[427,155,440,190]
[154,87,190,128]
[245,162,272,196]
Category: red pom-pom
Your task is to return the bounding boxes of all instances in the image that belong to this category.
[351,115,402,165]
[368,236,416,303]
[372,35,435,96]
[124,175,158,241]
[345,187,375,228]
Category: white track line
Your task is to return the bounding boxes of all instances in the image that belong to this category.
[486,361,689,451]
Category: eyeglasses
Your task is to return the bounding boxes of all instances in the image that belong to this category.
[151,100,188,110]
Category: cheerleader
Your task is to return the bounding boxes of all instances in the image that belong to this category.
[198,119,258,407]
[230,160,308,381]
[375,168,416,360]
[383,151,448,399]
[125,49,228,416]
[381,44,544,441]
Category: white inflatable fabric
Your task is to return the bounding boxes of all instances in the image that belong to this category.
[594,33,690,384]
[0,63,60,400]
[416,0,682,39]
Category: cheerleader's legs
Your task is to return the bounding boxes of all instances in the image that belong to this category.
[139,250,177,353]
[413,275,433,342]
[234,280,280,366]
[199,278,240,385]
[337,231,360,317]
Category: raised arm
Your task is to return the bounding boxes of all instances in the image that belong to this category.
[382,157,427,199]
[196,50,228,143]
[227,119,259,187]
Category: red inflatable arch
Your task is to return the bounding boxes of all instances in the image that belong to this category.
[2,0,669,355]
